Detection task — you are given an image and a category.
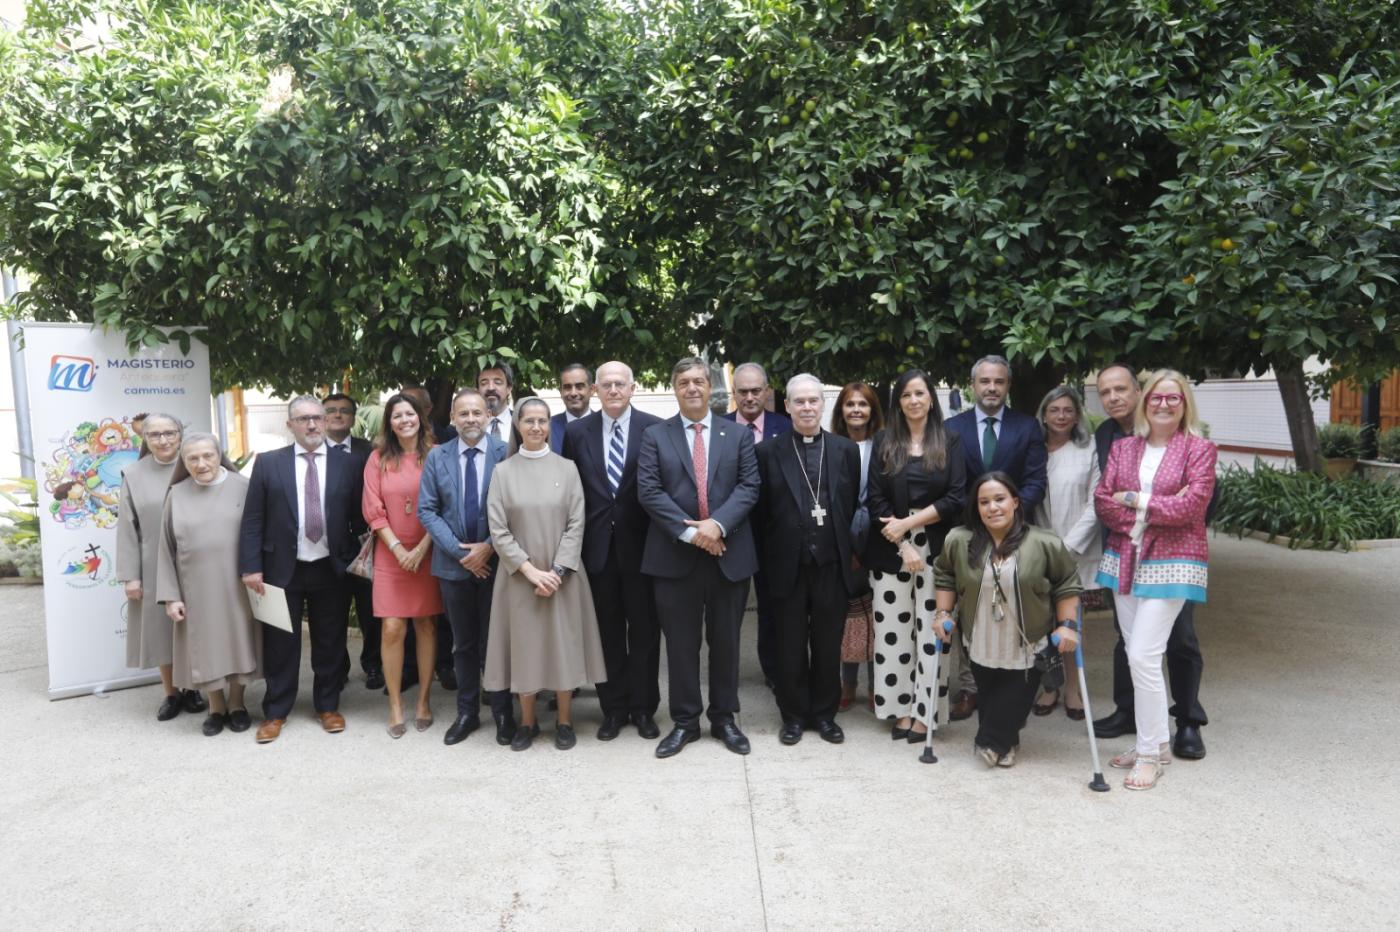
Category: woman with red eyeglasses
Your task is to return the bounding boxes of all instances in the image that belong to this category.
[1094,369,1216,791]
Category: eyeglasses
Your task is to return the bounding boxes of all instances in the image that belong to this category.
[1147,393,1184,408]
[145,430,179,441]
[291,415,325,425]
[597,381,630,392]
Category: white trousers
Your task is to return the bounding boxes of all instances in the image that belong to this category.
[1113,593,1186,755]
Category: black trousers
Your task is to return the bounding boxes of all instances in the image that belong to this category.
[1110,600,1208,726]
[589,544,661,718]
[970,661,1043,756]
[262,559,350,719]
[350,574,381,673]
[653,559,747,730]
[440,575,510,719]
[773,561,846,724]
[754,570,778,682]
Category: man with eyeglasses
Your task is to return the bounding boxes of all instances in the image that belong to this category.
[561,361,664,740]
[239,396,367,743]
[720,362,791,689]
[550,363,594,454]
[1090,363,1210,760]
[322,393,384,691]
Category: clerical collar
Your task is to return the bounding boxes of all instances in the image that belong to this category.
[799,432,820,444]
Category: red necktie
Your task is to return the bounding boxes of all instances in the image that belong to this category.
[691,423,709,520]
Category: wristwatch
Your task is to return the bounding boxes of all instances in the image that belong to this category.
[1124,491,1138,507]
[551,564,572,579]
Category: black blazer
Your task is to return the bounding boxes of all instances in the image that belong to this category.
[756,430,862,599]
[238,443,367,588]
[562,407,663,576]
[946,407,1049,516]
[637,415,760,582]
[863,430,967,574]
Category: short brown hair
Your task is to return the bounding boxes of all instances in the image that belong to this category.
[670,356,709,386]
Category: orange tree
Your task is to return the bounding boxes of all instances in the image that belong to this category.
[0,0,685,395]
[627,0,1400,464]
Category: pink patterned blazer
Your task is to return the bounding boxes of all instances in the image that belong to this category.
[1093,431,1217,602]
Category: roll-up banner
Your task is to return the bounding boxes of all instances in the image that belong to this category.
[18,323,211,699]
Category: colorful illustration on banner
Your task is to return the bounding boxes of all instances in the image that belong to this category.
[56,542,114,589]
[41,418,140,528]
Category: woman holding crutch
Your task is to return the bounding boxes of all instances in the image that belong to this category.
[932,472,1082,767]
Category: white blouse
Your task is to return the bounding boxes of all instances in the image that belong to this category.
[1035,441,1101,588]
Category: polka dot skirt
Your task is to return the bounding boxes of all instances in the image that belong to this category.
[869,525,948,729]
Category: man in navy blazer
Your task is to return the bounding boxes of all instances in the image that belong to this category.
[721,362,792,688]
[417,388,515,746]
[638,357,761,758]
[562,360,663,740]
[239,396,367,744]
[944,354,1049,719]
[549,362,593,454]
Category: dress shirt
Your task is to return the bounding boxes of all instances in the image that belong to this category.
[602,406,633,451]
[677,411,726,542]
[738,410,765,443]
[294,441,331,562]
[457,435,490,531]
[327,436,353,454]
[975,405,1005,442]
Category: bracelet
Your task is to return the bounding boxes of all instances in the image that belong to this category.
[390,541,402,552]
[1058,620,1080,631]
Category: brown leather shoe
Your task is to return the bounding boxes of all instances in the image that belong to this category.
[949,692,978,721]
[318,711,346,734]
[255,719,286,744]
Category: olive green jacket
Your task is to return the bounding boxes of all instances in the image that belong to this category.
[933,526,1083,644]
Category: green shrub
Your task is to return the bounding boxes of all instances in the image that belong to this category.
[1317,422,1366,459]
[1213,460,1400,550]
[1377,427,1400,463]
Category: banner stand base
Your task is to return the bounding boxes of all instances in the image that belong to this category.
[49,671,161,701]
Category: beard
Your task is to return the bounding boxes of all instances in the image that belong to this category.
[458,426,484,444]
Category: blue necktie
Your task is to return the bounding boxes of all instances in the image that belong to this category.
[462,447,479,543]
[607,421,625,495]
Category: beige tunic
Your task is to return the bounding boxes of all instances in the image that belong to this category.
[483,451,607,694]
[157,473,263,692]
[115,455,177,668]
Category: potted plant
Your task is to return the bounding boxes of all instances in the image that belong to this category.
[1317,423,1365,480]
[1378,427,1400,464]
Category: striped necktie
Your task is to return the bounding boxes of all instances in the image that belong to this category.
[607,420,625,495]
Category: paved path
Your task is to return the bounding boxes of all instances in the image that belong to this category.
[1,533,1396,930]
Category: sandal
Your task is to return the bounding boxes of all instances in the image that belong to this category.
[1033,689,1059,716]
[1125,753,1163,790]
[1110,744,1173,769]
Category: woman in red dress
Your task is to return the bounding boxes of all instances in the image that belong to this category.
[363,393,444,738]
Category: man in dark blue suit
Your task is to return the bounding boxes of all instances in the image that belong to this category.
[549,362,593,454]
[944,354,1049,719]
[562,360,663,740]
[417,388,515,746]
[639,357,761,758]
[239,396,367,744]
[720,361,791,689]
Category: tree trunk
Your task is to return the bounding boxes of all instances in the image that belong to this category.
[1009,357,1064,420]
[1276,358,1323,473]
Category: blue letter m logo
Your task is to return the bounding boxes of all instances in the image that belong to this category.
[48,355,97,392]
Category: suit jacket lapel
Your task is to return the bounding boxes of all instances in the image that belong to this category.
[777,435,806,515]
[708,420,727,490]
[823,433,843,516]
[669,417,697,486]
[591,415,608,487]
[281,447,299,519]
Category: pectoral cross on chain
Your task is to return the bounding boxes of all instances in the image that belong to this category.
[810,504,827,526]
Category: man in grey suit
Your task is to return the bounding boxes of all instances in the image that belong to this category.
[417,388,516,746]
[637,357,761,758]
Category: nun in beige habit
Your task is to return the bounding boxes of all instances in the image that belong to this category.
[484,398,606,752]
[157,433,262,737]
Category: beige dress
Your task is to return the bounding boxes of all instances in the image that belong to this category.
[115,455,177,668]
[156,472,263,692]
[483,450,607,694]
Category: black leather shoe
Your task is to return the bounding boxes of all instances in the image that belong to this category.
[201,713,227,737]
[1173,724,1206,759]
[816,719,845,744]
[779,721,804,745]
[630,712,661,739]
[443,714,481,746]
[437,666,458,691]
[1093,708,1137,739]
[890,722,911,740]
[227,709,252,733]
[181,689,207,714]
[156,694,182,721]
[655,726,701,758]
[555,723,576,750]
[494,714,518,746]
[511,723,540,751]
[597,715,626,741]
[711,721,751,755]
[364,667,385,691]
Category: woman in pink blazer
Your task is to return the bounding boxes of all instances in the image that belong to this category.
[1094,369,1216,790]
